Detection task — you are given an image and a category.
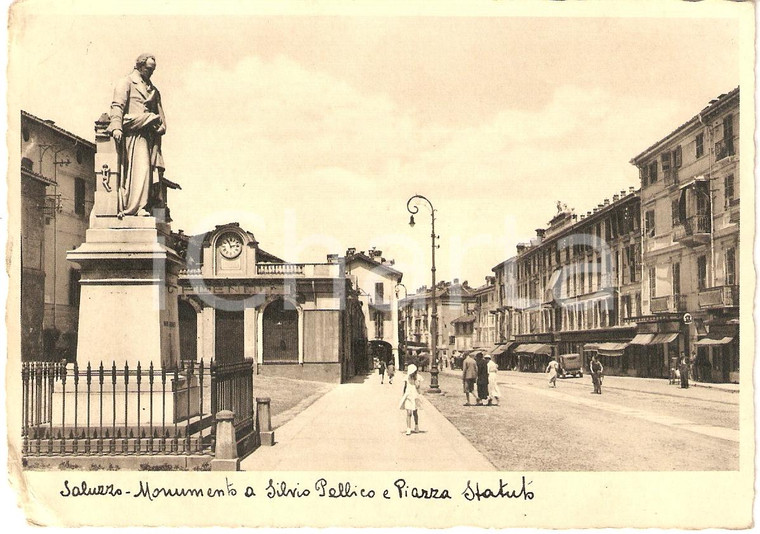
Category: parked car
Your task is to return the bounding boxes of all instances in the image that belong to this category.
[558,353,583,378]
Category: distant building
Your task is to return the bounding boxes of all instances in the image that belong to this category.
[630,87,740,383]
[472,277,497,347]
[398,279,476,363]
[344,247,403,367]
[175,223,366,383]
[20,111,96,361]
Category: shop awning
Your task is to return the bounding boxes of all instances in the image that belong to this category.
[695,335,735,346]
[514,343,552,355]
[584,343,600,351]
[490,342,514,357]
[652,333,679,344]
[629,334,655,345]
[630,333,678,345]
[596,342,629,357]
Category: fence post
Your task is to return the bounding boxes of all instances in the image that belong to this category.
[210,410,239,471]
[256,397,274,446]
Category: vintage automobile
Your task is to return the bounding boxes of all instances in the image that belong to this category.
[557,353,583,378]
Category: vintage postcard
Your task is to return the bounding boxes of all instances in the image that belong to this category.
[4,0,756,528]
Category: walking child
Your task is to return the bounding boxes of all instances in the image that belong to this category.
[399,364,422,435]
[387,359,396,384]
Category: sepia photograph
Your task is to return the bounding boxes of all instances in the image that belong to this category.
[4,0,755,528]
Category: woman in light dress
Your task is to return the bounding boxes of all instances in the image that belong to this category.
[546,356,559,388]
[399,364,423,435]
[485,354,501,406]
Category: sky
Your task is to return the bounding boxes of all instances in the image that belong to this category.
[8,3,745,293]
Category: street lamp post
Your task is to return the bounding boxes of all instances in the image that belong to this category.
[406,194,441,394]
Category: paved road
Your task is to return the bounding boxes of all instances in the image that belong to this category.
[241,373,495,471]
[428,370,740,471]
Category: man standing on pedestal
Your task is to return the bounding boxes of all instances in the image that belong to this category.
[107,53,166,217]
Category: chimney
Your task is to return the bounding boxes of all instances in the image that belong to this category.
[327,253,339,263]
[535,228,546,244]
[516,243,527,254]
[613,194,620,201]
[629,186,635,192]
[604,199,610,206]
[453,278,459,285]
[346,247,356,256]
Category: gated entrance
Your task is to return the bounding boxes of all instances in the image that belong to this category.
[262,298,298,362]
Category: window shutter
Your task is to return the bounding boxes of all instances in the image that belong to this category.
[674,145,682,167]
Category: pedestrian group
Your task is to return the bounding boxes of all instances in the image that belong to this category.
[461,351,500,406]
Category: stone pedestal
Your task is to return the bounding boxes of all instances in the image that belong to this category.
[67,216,182,369]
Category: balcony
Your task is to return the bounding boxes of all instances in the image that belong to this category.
[698,285,739,309]
[672,214,710,246]
[650,294,687,314]
[715,138,735,161]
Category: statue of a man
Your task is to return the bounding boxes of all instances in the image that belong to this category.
[106,53,166,217]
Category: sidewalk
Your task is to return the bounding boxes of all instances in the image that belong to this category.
[241,373,495,471]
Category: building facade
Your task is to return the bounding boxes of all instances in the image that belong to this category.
[20,111,96,361]
[344,247,403,366]
[175,223,366,383]
[630,87,740,383]
[473,277,497,347]
[398,279,476,364]
[506,191,642,373]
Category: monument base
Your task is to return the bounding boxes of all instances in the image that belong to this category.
[67,216,182,370]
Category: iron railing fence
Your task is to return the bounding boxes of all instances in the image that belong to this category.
[22,358,255,458]
[210,358,255,447]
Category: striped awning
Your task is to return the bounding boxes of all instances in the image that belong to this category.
[596,342,629,357]
[630,334,655,345]
[695,335,735,346]
[630,333,678,346]
[652,333,679,345]
[490,342,514,357]
[514,343,552,355]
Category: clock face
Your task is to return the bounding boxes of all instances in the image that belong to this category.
[218,233,243,259]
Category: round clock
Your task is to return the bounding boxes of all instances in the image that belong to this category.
[218,233,243,259]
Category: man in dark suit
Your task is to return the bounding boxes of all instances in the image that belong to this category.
[462,352,478,406]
